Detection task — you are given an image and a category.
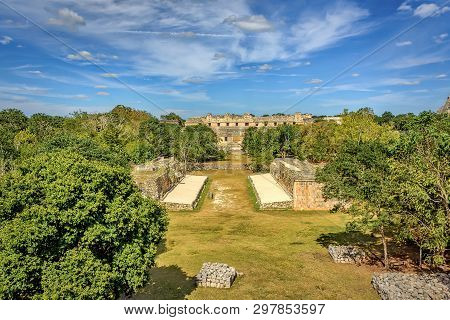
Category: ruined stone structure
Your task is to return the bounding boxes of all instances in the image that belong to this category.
[270,158,337,211]
[437,96,450,115]
[372,272,450,300]
[132,157,185,200]
[185,113,313,151]
[195,262,237,288]
[328,245,366,264]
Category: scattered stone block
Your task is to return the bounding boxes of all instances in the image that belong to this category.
[372,272,450,300]
[328,245,366,263]
[195,263,237,288]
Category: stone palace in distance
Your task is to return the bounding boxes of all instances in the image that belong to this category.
[185,112,340,151]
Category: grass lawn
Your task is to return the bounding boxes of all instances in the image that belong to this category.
[133,169,380,300]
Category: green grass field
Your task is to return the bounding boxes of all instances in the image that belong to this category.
[133,169,379,300]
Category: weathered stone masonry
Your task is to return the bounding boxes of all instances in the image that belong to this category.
[270,158,337,211]
[186,113,313,151]
[132,157,184,200]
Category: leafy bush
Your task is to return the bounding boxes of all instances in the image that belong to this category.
[0,151,167,299]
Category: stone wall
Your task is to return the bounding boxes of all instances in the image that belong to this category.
[132,158,184,200]
[186,113,314,149]
[293,181,337,211]
[372,272,450,300]
[269,158,337,211]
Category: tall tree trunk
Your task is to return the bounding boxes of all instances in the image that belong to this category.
[381,226,389,269]
[419,246,422,268]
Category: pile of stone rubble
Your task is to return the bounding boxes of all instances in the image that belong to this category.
[328,245,366,263]
[195,262,237,288]
[372,272,450,300]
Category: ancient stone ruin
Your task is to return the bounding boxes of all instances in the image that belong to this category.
[186,113,315,152]
[132,157,185,200]
[328,245,366,263]
[195,262,237,288]
[372,272,450,300]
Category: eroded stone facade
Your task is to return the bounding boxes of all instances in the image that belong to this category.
[270,158,337,211]
[186,113,313,150]
[132,157,184,200]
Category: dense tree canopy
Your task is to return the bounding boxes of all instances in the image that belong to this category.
[0,151,167,299]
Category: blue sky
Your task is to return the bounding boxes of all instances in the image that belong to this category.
[0,0,449,117]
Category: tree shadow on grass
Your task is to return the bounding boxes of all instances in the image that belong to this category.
[316,231,377,249]
[316,231,384,265]
[132,265,196,300]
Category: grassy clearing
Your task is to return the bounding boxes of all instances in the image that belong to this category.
[133,169,379,300]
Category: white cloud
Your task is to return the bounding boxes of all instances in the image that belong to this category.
[96,91,110,96]
[67,50,94,61]
[101,73,118,78]
[398,1,412,11]
[380,78,421,86]
[396,40,412,47]
[352,73,360,77]
[0,35,12,45]
[386,53,450,69]
[224,15,273,32]
[48,8,85,29]
[290,2,370,55]
[305,78,323,84]
[94,85,108,89]
[413,3,449,18]
[212,53,226,60]
[27,70,42,75]
[434,33,448,43]
[436,74,447,78]
[257,63,272,72]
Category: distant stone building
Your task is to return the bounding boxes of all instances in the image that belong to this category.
[270,158,337,211]
[437,97,450,115]
[185,113,313,151]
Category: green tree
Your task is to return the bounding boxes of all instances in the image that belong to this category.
[389,112,449,266]
[317,140,397,268]
[0,151,167,299]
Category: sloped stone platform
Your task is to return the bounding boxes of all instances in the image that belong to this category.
[195,263,237,288]
[162,175,207,210]
[372,272,450,300]
[249,173,292,209]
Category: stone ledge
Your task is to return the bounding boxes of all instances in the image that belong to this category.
[372,272,450,300]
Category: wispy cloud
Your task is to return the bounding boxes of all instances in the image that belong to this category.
[434,33,448,44]
[396,40,412,47]
[0,35,13,45]
[385,53,450,69]
[305,78,323,84]
[224,15,273,32]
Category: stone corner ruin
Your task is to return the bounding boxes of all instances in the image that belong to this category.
[132,157,207,211]
[249,158,337,211]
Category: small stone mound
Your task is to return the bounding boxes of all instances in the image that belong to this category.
[195,262,237,288]
[372,272,450,300]
[328,245,366,263]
